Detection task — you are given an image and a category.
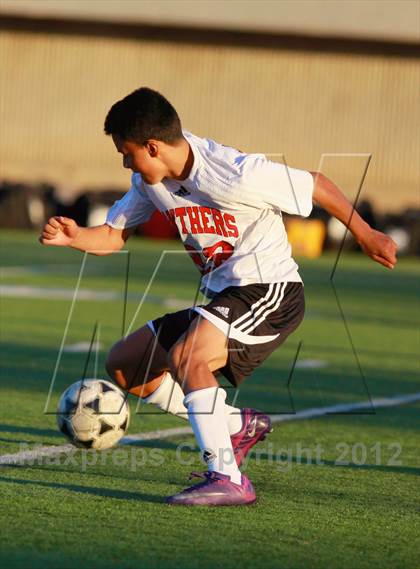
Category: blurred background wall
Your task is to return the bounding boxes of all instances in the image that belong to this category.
[0,0,419,232]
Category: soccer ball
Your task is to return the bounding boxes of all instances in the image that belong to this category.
[57,379,130,450]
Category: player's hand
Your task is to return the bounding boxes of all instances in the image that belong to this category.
[39,216,80,247]
[358,228,397,269]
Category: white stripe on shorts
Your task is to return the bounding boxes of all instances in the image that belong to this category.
[240,282,287,334]
[235,283,283,332]
[232,283,276,330]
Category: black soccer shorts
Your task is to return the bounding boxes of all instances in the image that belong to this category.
[147,282,305,386]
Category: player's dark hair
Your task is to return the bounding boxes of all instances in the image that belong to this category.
[104,87,183,145]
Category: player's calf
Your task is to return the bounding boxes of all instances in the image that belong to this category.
[105,345,163,398]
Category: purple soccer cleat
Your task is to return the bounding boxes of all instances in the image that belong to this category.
[231,408,272,466]
[166,471,256,506]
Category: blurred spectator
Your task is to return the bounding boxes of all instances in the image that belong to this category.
[0,180,417,254]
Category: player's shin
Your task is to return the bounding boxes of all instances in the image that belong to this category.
[142,372,243,434]
[184,387,242,484]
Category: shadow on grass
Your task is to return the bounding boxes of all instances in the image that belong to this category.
[2,464,194,492]
[0,474,164,504]
[0,437,41,445]
[0,424,61,438]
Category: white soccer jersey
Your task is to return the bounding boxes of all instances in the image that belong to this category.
[106,131,314,296]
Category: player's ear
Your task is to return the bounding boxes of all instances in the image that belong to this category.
[145,140,159,157]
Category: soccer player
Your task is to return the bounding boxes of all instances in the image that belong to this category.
[40,87,397,506]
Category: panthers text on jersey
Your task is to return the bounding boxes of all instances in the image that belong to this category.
[106,131,314,296]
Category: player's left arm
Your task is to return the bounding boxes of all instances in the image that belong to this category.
[310,171,397,269]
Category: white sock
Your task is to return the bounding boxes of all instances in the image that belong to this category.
[142,371,188,419]
[184,387,242,484]
[143,372,243,435]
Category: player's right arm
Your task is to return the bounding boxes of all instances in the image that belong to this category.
[39,216,135,255]
[39,174,156,255]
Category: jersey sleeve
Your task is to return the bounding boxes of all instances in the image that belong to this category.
[240,156,314,217]
[105,174,156,229]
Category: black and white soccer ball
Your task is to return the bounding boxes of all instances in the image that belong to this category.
[57,379,130,450]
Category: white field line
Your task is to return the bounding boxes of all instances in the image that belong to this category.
[0,285,189,309]
[1,391,419,467]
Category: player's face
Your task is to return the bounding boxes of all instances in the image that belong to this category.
[112,135,163,184]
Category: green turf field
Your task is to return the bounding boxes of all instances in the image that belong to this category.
[0,230,419,569]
